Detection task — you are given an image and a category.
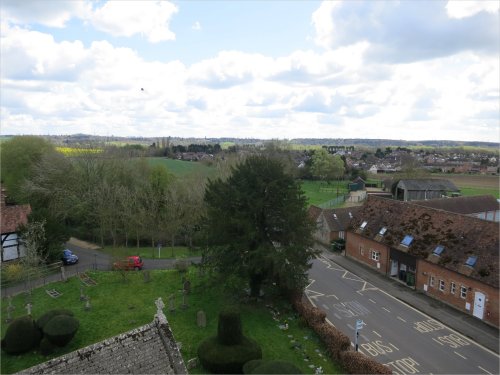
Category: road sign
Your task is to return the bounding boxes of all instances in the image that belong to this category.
[356,319,365,330]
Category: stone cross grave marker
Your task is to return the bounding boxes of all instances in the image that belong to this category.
[25,303,33,316]
[197,310,207,328]
[183,280,191,294]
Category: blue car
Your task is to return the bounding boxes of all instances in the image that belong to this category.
[62,249,79,265]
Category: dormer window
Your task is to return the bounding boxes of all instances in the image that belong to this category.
[465,256,477,268]
[333,214,337,220]
[433,245,445,256]
[378,227,387,236]
[360,221,367,230]
[401,235,413,247]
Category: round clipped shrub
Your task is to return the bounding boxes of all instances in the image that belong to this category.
[36,309,74,330]
[198,336,262,374]
[39,337,56,356]
[249,360,303,374]
[217,306,242,345]
[2,316,42,354]
[242,359,264,374]
[43,315,79,347]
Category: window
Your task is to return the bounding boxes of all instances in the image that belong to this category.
[439,280,445,291]
[433,245,444,256]
[378,227,387,236]
[450,282,456,294]
[339,231,345,240]
[429,276,435,287]
[465,256,477,267]
[460,286,467,299]
[401,235,414,247]
[371,250,380,261]
[360,221,368,230]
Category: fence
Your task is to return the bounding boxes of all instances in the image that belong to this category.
[318,194,348,208]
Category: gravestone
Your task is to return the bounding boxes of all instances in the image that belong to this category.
[168,294,176,313]
[25,303,33,316]
[5,297,15,323]
[80,286,86,301]
[143,270,151,283]
[85,297,92,311]
[196,310,207,328]
[183,280,191,294]
[181,290,188,310]
[61,266,67,282]
[46,289,62,298]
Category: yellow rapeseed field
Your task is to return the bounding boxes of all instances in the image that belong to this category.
[56,147,103,156]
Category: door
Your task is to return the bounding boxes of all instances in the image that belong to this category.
[390,260,398,276]
[473,291,485,319]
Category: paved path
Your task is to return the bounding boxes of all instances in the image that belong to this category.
[317,245,499,355]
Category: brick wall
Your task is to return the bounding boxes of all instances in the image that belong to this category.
[346,232,390,275]
[416,260,499,328]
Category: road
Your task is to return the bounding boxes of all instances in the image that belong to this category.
[308,255,500,375]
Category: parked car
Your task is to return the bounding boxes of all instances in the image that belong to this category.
[62,249,79,265]
[113,256,144,271]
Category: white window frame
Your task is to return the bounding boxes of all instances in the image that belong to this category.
[339,231,345,240]
[450,282,456,295]
[460,286,467,299]
[371,250,380,261]
[439,280,445,292]
[429,275,435,287]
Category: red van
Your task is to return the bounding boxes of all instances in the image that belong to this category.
[113,256,144,271]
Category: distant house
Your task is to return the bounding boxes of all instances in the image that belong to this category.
[393,179,459,201]
[414,195,500,222]
[311,206,360,245]
[346,196,499,327]
[0,187,31,262]
[18,299,187,374]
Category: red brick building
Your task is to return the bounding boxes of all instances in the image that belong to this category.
[346,196,499,327]
[0,187,31,262]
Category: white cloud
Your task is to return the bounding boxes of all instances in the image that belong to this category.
[312,0,499,63]
[192,21,202,31]
[446,0,499,19]
[90,1,178,43]
[0,0,91,28]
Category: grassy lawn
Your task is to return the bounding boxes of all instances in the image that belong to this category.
[99,245,201,259]
[300,180,349,207]
[1,269,344,374]
[458,186,499,199]
[148,157,216,178]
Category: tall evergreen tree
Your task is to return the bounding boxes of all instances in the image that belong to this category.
[204,155,317,297]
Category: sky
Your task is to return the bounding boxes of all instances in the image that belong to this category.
[0,0,499,142]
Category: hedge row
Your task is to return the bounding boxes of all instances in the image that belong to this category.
[290,296,391,374]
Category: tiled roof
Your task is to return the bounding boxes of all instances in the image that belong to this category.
[308,205,323,221]
[322,206,361,232]
[17,310,186,375]
[1,204,31,233]
[414,195,499,215]
[351,196,499,288]
[397,179,459,191]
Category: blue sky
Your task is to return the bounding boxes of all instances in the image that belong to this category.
[1,0,498,141]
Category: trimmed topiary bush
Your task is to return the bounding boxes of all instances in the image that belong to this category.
[198,307,262,373]
[242,359,264,374]
[217,306,242,345]
[198,336,262,374]
[43,315,79,347]
[36,309,74,330]
[2,316,42,355]
[248,360,303,374]
[39,337,56,356]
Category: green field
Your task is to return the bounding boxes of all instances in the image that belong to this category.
[300,180,349,207]
[148,157,216,178]
[1,270,343,374]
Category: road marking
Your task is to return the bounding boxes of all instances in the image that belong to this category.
[347,323,354,330]
[397,316,406,323]
[369,298,376,304]
[333,313,341,320]
[382,307,391,313]
[478,365,492,374]
[317,257,500,359]
[322,304,330,310]
[454,351,467,359]
[373,330,381,338]
[327,294,339,300]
